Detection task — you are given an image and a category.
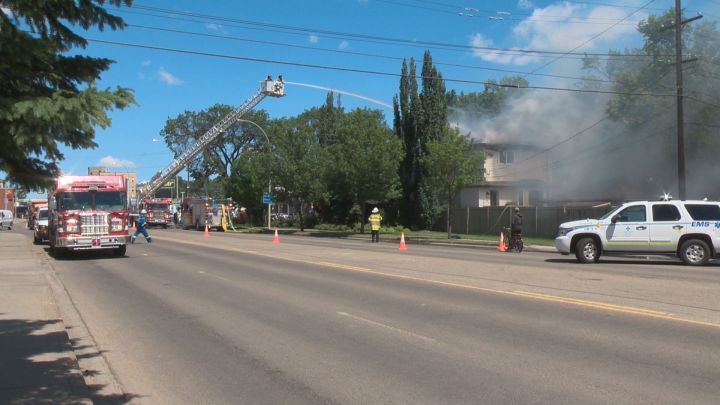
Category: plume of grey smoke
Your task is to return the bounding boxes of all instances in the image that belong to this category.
[450,90,613,147]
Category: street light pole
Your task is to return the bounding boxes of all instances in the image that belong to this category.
[237,119,273,229]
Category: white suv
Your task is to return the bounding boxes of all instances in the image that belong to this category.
[555,200,720,265]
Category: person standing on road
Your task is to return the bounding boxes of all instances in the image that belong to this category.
[131,209,152,244]
[510,207,523,246]
[368,207,383,243]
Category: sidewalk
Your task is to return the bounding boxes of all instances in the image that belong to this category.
[0,228,94,404]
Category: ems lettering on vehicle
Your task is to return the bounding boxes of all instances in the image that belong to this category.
[555,199,720,266]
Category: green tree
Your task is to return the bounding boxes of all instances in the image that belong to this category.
[393,51,452,229]
[160,106,269,195]
[421,129,484,238]
[272,115,328,231]
[582,9,720,197]
[394,57,422,228]
[446,76,528,119]
[331,108,402,233]
[0,0,135,189]
[226,148,271,225]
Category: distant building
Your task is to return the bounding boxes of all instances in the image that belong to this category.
[458,143,549,207]
[1,187,15,213]
[88,167,137,202]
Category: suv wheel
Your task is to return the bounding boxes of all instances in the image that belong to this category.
[679,239,710,266]
[575,238,600,263]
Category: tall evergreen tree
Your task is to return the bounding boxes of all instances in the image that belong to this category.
[0,1,135,189]
[394,58,421,227]
[393,52,450,229]
[420,50,448,144]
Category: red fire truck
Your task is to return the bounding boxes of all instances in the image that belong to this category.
[48,175,130,256]
[140,198,173,228]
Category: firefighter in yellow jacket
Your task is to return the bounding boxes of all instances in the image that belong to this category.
[368,207,383,243]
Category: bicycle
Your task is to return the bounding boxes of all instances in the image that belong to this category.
[503,227,524,253]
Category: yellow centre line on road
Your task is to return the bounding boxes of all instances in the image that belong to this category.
[152,235,720,329]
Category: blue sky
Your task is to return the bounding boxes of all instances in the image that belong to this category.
[9,0,719,195]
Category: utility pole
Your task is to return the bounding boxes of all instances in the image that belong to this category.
[672,0,701,200]
[675,0,686,200]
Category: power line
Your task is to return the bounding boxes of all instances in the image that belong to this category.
[123,4,669,59]
[84,36,679,98]
[526,0,658,76]
[489,109,671,180]
[126,23,618,85]
[381,0,646,25]
[490,66,683,176]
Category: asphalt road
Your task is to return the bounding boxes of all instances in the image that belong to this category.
[38,227,720,404]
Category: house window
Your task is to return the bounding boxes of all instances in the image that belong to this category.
[499,151,514,164]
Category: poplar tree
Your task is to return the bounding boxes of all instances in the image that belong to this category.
[393,51,449,229]
[0,1,135,189]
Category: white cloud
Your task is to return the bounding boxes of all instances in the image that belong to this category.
[469,34,535,66]
[206,23,222,30]
[141,60,152,66]
[138,72,146,80]
[309,34,319,44]
[517,0,534,10]
[98,156,136,168]
[470,3,645,66]
[158,67,184,85]
[514,3,643,52]
[338,40,349,50]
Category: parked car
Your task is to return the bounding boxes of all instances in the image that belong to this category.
[33,206,49,244]
[0,209,13,230]
[555,199,720,265]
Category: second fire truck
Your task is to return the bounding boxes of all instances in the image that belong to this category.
[140,198,174,228]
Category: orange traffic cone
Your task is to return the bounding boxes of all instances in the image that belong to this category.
[497,231,507,252]
[272,227,280,244]
[398,232,407,251]
[203,224,209,237]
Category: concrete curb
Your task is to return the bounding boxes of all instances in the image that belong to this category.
[36,235,128,403]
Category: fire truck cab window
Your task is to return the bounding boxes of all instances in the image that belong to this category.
[57,191,125,211]
[95,192,126,210]
[58,192,93,211]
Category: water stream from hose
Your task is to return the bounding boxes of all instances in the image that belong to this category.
[284,81,393,109]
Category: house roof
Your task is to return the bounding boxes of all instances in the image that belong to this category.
[473,142,543,152]
[467,179,547,188]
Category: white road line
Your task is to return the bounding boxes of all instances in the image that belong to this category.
[337,311,437,343]
[197,270,230,282]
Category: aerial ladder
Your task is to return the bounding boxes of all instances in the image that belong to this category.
[136,76,285,201]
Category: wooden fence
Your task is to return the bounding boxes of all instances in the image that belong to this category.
[436,206,613,238]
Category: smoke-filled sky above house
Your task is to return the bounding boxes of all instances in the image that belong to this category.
[4,0,718,191]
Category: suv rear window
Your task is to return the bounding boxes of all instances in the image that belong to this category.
[684,204,720,220]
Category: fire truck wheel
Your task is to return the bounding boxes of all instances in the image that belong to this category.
[114,245,127,256]
[50,246,66,258]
